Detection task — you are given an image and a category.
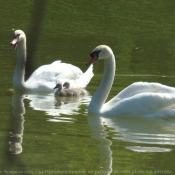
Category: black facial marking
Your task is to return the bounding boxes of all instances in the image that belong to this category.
[13,34,20,39]
[90,50,101,58]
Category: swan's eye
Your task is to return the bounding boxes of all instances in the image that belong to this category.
[90,53,94,58]
[13,34,20,39]
[90,50,101,58]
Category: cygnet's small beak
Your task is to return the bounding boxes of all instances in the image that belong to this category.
[53,85,57,89]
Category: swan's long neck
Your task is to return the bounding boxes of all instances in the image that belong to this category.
[13,39,27,90]
[89,53,116,114]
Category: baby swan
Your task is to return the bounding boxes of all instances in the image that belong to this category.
[63,82,88,95]
[54,82,88,96]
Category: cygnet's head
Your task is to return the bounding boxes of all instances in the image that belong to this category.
[63,82,70,89]
[86,45,113,66]
[10,30,26,50]
[53,83,62,90]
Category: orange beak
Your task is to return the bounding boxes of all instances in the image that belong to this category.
[86,54,98,66]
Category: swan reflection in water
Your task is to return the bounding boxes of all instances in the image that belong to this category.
[87,114,175,174]
[10,91,91,154]
[10,92,25,154]
[11,91,175,174]
[25,92,91,120]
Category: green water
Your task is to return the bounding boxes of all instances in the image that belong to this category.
[1,0,175,175]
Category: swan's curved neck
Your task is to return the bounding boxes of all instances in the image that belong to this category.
[89,53,116,114]
[13,39,27,90]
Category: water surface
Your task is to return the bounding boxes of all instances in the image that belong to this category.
[1,1,175,175]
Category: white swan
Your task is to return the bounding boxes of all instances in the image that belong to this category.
[86,45,175,117]
[54,82,88,96]
[10,30,94,91]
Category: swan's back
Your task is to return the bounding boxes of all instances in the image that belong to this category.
[103,82,175,117]
[109,82,175,104]
[27,61,82,83]
[104,91,175,117]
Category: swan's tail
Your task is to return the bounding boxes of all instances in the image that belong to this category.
[85,64,94,78]
[70,64,94,88]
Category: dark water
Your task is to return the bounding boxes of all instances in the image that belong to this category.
[0,1,175,175]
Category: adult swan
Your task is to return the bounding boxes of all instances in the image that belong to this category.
[10,30,93,91]
[86,45,175,117]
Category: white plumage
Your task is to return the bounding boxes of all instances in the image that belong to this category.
[10,30,94,91]
[86,45,175,117]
